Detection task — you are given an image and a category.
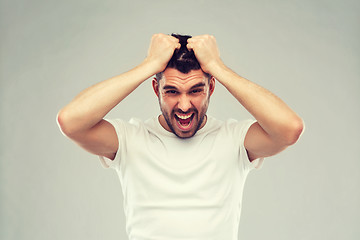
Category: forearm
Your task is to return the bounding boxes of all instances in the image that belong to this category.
[210,62,303,144]
[57,59,157,135]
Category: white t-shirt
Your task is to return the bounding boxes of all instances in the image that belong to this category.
[99,116,263,240]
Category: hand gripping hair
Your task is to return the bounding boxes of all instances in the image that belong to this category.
[155,33,211,81]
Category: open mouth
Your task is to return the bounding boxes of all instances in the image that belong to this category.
[174,112,195,130]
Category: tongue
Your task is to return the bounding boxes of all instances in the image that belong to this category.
[179,117,191,125]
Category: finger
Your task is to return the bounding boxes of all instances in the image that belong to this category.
[187,38,199,45]
[169,37,180,48]
[186,43,193,50]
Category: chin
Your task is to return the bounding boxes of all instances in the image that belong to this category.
[174,131,196,139]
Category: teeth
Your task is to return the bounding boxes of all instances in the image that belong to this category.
[176,113,193,119]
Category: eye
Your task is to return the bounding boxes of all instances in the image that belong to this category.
[190,89,203,94]
[165,90,178,94]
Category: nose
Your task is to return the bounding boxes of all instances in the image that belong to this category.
[178,94,192,112]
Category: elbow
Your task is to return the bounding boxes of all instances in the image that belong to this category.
[283,117,305,146]
[56,108,76,137]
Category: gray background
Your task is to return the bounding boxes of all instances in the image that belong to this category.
[1,0,359,239]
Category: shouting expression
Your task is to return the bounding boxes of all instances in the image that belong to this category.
[153,68,215,138]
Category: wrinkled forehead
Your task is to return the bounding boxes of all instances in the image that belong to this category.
[159,68,209,87]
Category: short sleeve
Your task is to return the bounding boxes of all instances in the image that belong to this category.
[228,119,264,172]
[98,119,125,170]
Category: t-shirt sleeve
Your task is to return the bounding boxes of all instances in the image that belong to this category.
[98,118,126,170]
[229,119,264,172]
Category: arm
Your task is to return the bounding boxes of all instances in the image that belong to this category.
[57,33,180,160]
[187,35,304,161]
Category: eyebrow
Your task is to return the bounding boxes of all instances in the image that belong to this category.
[163,85,178,90]
[190,83,206,89]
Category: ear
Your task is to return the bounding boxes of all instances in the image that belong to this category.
[209,76,215,96]
[152,77,160,97]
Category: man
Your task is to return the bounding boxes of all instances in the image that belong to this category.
[57,33,304,240]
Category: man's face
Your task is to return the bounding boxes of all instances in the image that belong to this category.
[153,68,215,138]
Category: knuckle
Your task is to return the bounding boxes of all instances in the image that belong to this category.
[154,33,165,39]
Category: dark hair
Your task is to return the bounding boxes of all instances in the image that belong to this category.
[155,33,210,81]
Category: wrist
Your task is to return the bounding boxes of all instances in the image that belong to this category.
[205,60,227,79]
[139,58,164,76]
[143,56,167,74]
